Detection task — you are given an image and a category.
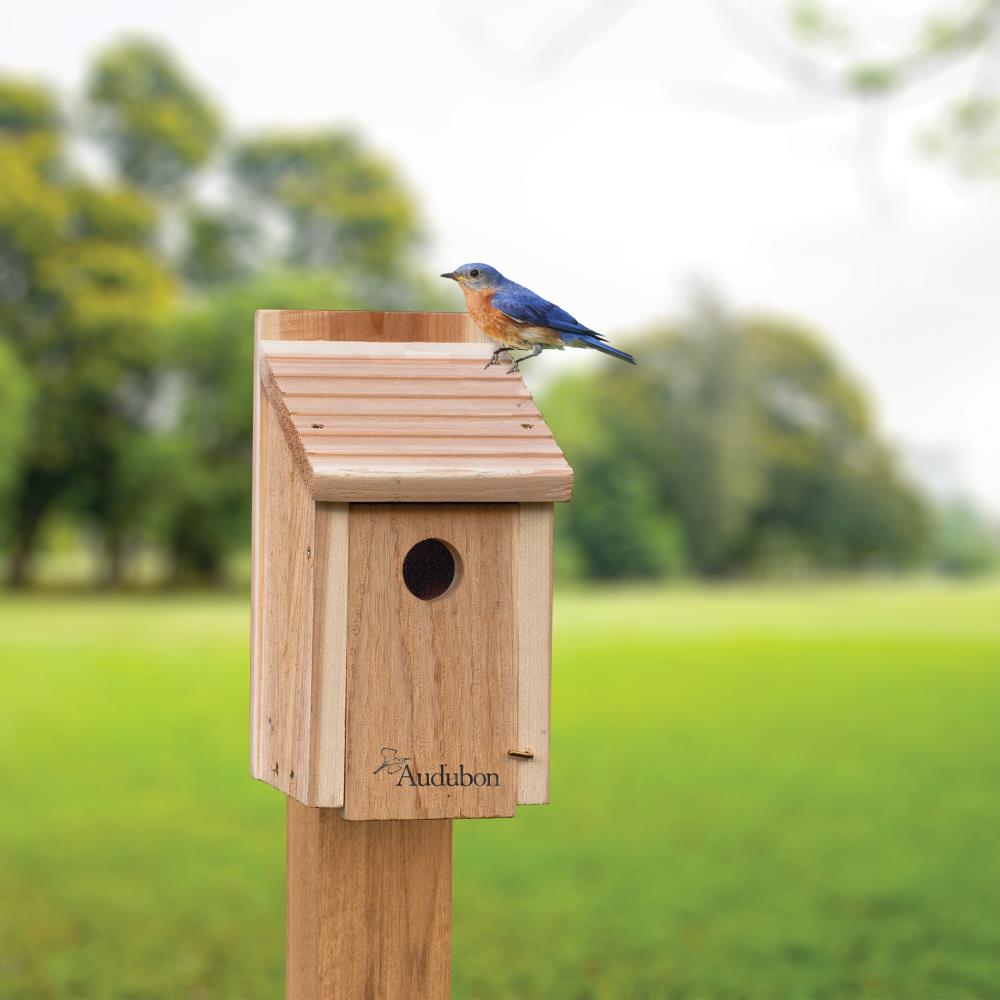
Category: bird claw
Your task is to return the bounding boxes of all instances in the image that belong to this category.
[485,347,513,370]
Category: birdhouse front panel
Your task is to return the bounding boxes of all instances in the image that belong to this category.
[250,310,572,819]
[343,503,518,820]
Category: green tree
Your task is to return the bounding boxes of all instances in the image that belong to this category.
[179,207,257,288]
[543,299,928,580]
[737,316,928,570]
[1,37,432,585]
[156,272,360,582]
[0,76,175,585]
[85,39,222,194]
[929,499,1000,575]
[231,132,421,278]
[0,336,33,542]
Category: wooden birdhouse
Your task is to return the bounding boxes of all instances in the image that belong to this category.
[250,309,573,821]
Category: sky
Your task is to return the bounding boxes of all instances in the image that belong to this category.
[5,0,999,511]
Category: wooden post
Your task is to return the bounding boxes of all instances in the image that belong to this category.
[286,800,452,999]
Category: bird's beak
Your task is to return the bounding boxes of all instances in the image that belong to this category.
[440,272,456,280]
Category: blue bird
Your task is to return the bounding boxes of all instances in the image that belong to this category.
[441,263,636,372]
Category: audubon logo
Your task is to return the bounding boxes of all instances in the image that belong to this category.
[374,748,500,788]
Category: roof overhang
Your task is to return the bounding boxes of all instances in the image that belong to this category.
[259,339,573,503]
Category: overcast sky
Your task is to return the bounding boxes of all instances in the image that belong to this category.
[6,0,999,510]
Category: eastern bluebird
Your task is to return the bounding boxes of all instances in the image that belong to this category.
[441,263,636,372]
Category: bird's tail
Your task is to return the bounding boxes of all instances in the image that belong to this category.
[569,333,636,364]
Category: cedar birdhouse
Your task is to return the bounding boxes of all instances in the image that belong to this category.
[250,310,573,820]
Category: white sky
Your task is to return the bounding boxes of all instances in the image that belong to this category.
[5,0,999,510]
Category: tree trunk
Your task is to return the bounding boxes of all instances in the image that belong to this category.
[7,503,45,588]
[102,524,126,589]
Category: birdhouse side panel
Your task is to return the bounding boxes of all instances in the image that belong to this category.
[251,392,319,802]
[308,502,349,806]
[343,504,519,820]
[516,503,553,805]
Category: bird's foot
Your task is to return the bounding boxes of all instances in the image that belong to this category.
[484,346,513,370]
[506,343,541,373]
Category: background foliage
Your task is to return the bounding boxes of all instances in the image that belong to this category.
[0,41,434,586]
[547,300,929,579]
[0,35,995,587]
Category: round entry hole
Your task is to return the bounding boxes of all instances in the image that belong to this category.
[402,538,461,601]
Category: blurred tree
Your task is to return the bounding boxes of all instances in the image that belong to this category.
[738,315,928,570]
[543,298,929,579]
[712,1,1000,186]
[156,272,360,582]
[929,499,1000,575]
[231,131,421,277]
[0,76,175,585]
[0,37,434,585]
[179,207,257,288]
[85,39,222,194]
[0,77,60,135]
[0,336,33,542]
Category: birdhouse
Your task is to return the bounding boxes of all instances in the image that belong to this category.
[250,309,573,820]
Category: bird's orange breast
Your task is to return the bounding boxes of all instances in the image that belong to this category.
[463,289,528,346]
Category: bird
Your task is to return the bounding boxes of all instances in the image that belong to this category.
[440,263,636,372]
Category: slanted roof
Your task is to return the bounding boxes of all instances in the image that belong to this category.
[259,339,573,502]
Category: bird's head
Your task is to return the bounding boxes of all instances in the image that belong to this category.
[440,263,503,292]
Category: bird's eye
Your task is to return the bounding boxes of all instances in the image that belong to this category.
[469,268,480,278]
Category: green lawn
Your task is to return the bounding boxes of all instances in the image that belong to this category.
[1,580,998,998]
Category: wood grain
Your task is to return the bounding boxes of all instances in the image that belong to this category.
[252,392,315,801]
[309,502,349,806]
[302,436,563,456]
[311,467,570,504]
[343,504,518,820]
[263,340,493,358]
[292,414,555,438]
[270,360,518,379]
[257,309,487,344]
[258,340,573,504]
[279,394,540,418]
[516,503,554,805]
[287,799,451,1000]
[274,375,533,398]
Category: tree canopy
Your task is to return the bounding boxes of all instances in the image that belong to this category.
[543,300,929,579]
[0,40,429,585]
[86,39,223,193]
[0,35,955,586]
[232,131,421,275]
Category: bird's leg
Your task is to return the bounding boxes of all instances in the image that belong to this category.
[506,343,544,374]
[484,345,514,369]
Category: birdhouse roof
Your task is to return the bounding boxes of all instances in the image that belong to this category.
[259,339,573,502]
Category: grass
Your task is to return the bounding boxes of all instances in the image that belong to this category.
[1,579,998,998]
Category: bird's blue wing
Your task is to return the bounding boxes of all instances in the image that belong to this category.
[492,281,607,342]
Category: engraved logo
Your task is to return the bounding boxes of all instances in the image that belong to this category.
[373,748,500,788]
